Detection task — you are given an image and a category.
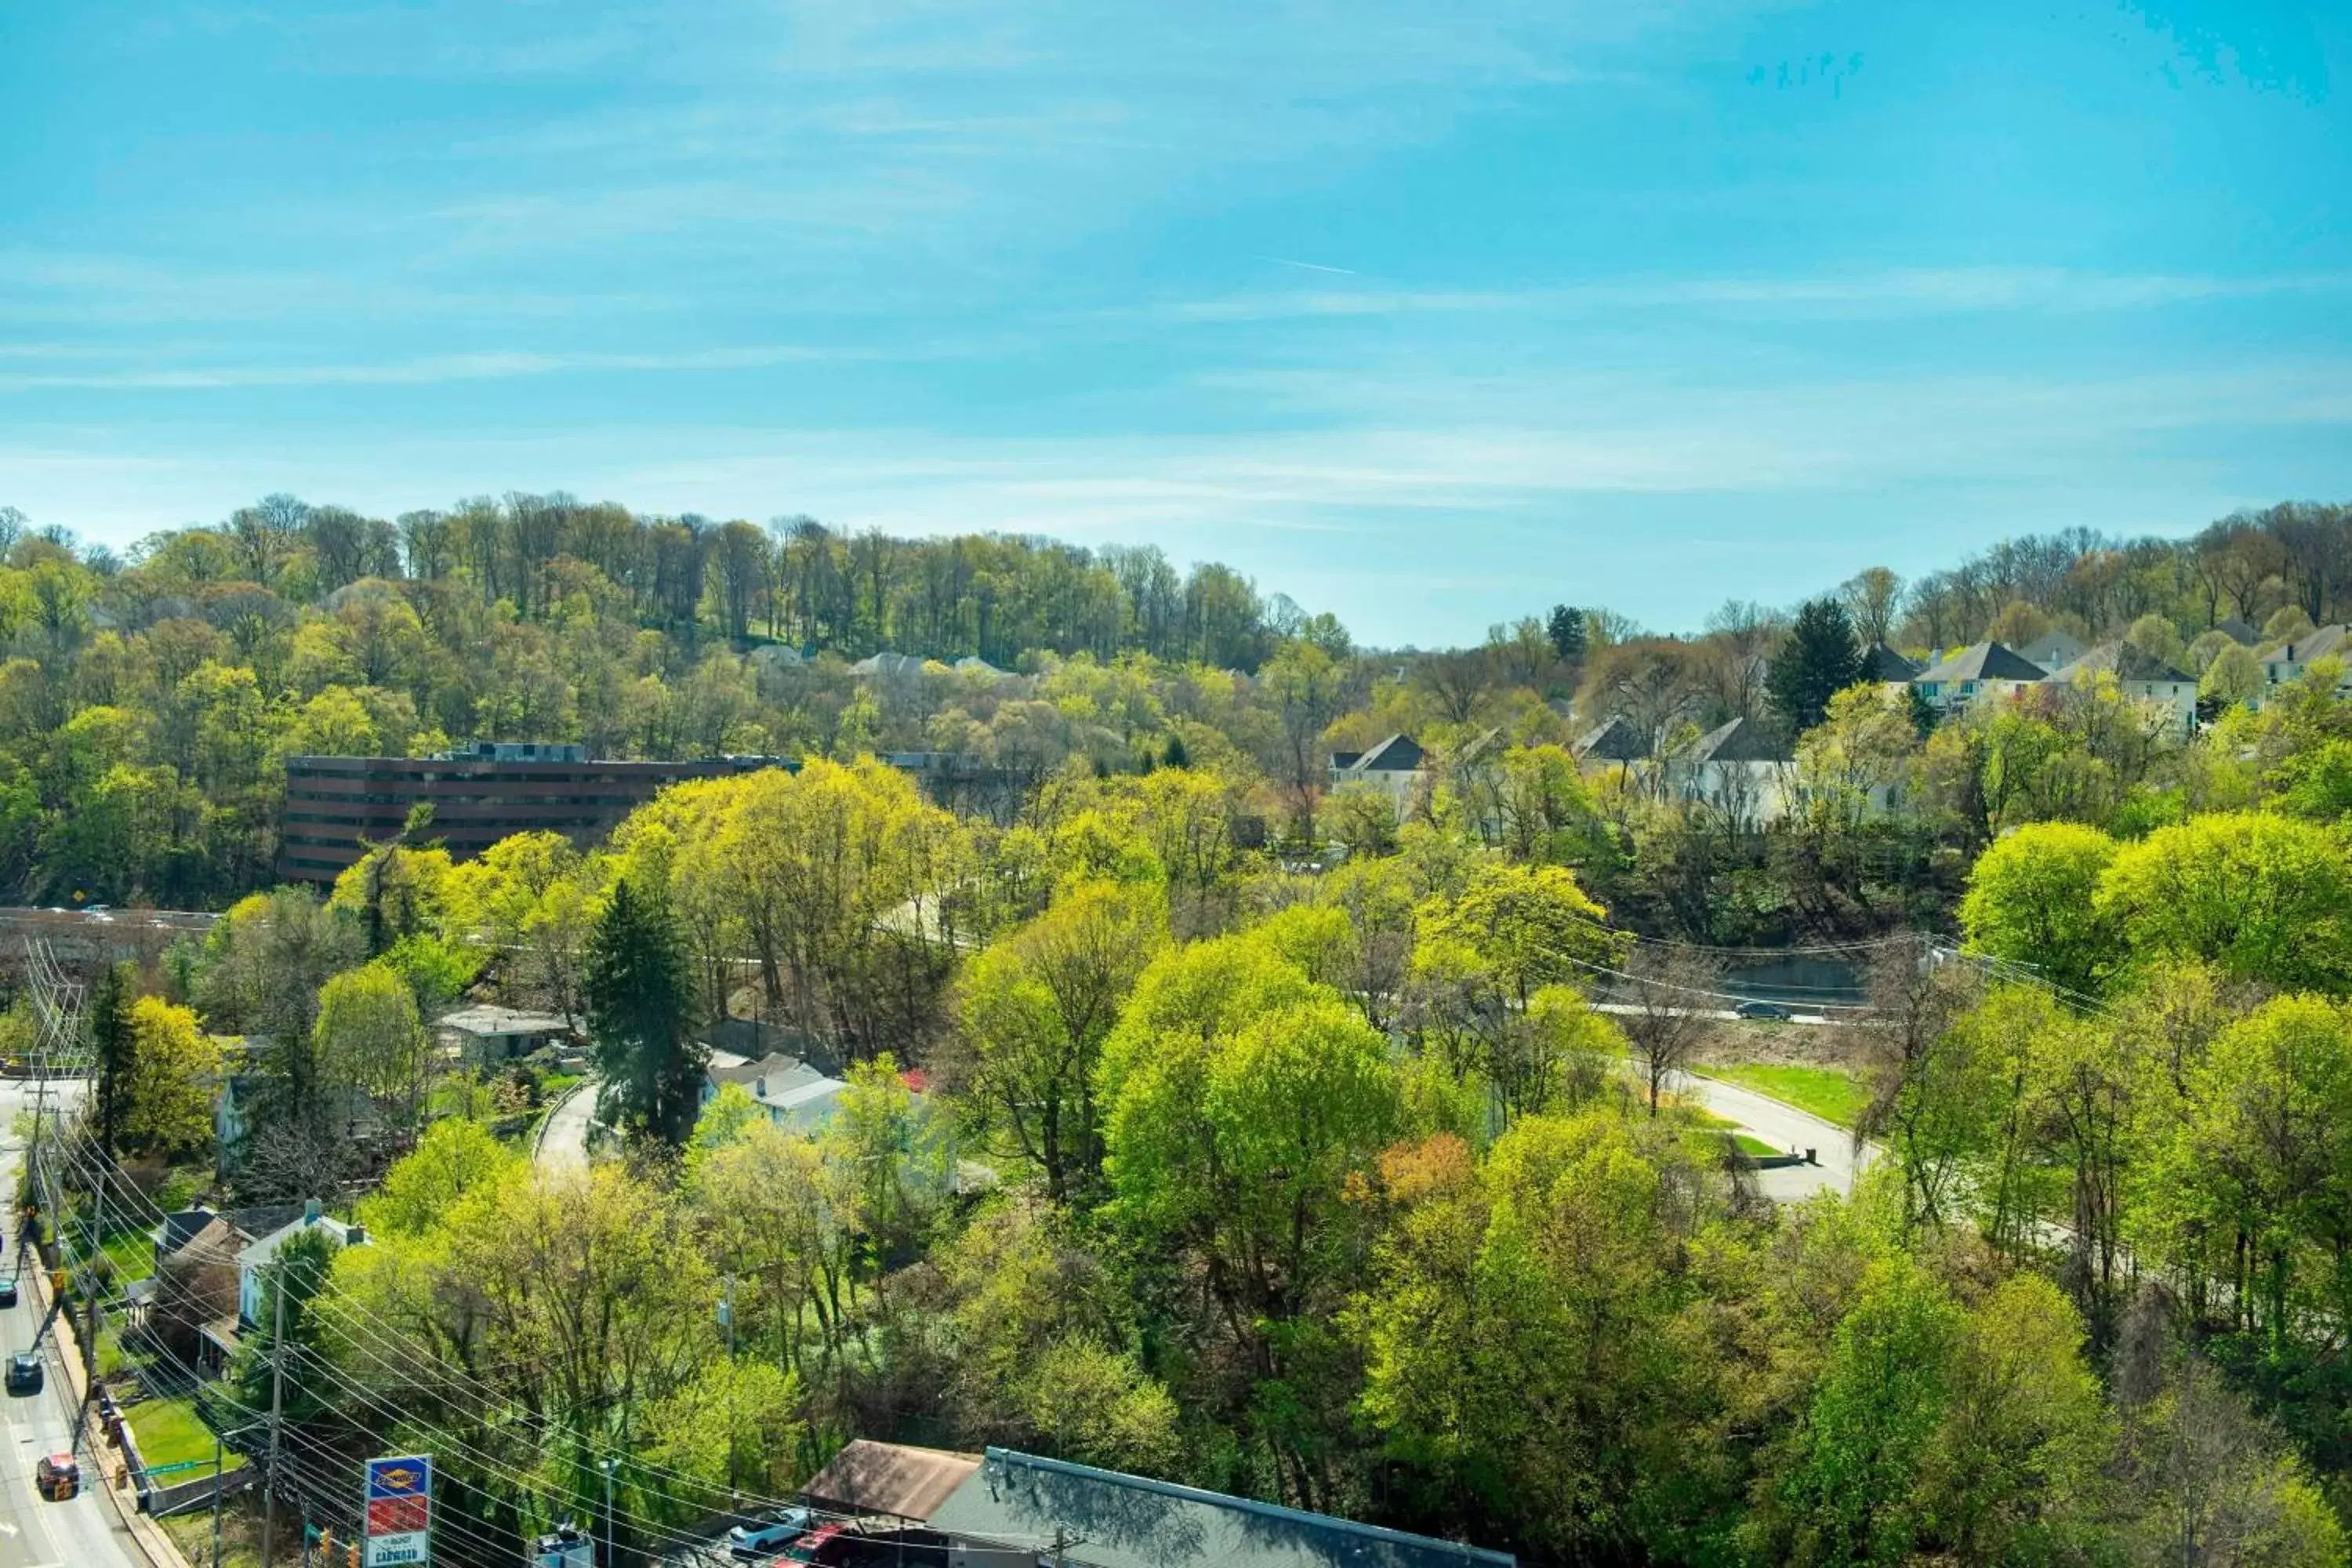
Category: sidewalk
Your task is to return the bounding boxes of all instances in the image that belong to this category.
[29,1259,199,1568]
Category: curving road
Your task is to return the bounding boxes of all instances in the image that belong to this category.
[0,1079,150,1568]
[1675,1071,1879,1202]
[533,1080,597,1174]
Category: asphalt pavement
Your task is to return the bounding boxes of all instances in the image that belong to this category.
[1674,1069,1878,1201]
[0,1077,148,1568]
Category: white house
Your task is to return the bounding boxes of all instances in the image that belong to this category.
[703,1051,852,1134]
[2049,643,2199,735]
[1911,641,2050,713]
[1327,734,1428,815]
[2261,625,2351,690]
[1668,716,1795,829]
[238,1203,367,1326]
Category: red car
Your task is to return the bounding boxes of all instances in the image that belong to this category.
[36,1452,79,1501]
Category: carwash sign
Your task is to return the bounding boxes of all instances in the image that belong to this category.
[364,1454,433,1566]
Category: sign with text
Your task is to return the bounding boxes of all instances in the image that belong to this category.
[364,1454,432,1566]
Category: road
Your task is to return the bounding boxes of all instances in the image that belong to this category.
[1674,1070,1878,1201]
[0,1077,148,1568]
[534,1079,597,1173]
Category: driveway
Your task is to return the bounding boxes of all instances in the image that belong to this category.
[534,1079,597,1174]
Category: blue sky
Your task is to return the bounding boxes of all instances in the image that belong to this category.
[4,0,2348,645]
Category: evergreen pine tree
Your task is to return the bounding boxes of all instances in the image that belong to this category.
[89,960,136,1158]
[1547,604,1588,663]
[583,878,705,1149]
[1768,597,1868,735]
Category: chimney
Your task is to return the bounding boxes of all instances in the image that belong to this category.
[303,1198,321,1224]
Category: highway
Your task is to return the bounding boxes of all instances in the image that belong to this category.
[0,1077,148,1568]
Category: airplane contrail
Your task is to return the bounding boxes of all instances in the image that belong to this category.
[1261,256,1359,276]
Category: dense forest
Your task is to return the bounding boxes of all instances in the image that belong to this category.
[11,488,2352,1563]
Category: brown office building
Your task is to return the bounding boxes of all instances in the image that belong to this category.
[278,742,784,884]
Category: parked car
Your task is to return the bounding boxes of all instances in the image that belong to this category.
[36,1452,79,1500]
[0,1276,18,1308]
[1733,999,1793,1022]
[729,1508,816,1560]
[6,1351,42,1394]
[783,1524,849,1566]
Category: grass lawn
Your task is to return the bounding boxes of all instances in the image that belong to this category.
[1699,1062,1871,1130]
[100,1227,153,1285]
[1733,1133,1782,1158]
[126,1394,242,1474]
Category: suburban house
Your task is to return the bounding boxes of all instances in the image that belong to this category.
[1572,715,1650,769]
[2015,630,2089,672]
[214,1073,377,1173]
[850,651,927,684]
[2048,642,2200,734]
[2261,624,2352,688]
[436,1004,576,1067]
[848,1446,1522,1568]
[1327,734,1428,814]
[147,1206,288,1375]
[1864,643,1921,684]
[1668,716,1795,829]
[1910,641,2051,713]
[702,1050,852,1134]
[238,1202,368,1327]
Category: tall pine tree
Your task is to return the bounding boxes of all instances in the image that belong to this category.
[90,960,136,1158]
[1768,597,1868,735]
[583,878,705,1149]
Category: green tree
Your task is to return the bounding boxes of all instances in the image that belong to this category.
[1546,604,1587,663]
[584,877,705,1149]
[1768,597,1867,736]
[2096,812,2352,992]
[314,960,434,1144]
[957,880,1165,1203]
[1958,820,2120,997]
[89,960,135,1157]
[1415,860,1618,1009]
[122,995,226,1158]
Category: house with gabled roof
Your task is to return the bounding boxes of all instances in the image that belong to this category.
[2049,642,2199,734]
[1668,716,1795,829]
[2260,624,2352,691]
[1571,715,1650,767]
[1863,643,1921,684]
[1327,733,1428,815]
[1911,641,2049,713]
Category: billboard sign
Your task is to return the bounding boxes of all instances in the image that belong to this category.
[364,1454,432,1566]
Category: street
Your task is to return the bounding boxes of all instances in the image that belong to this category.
[534,1078,597,1174]
[1674,1070,1878,1202]
[0,1076,148,1568]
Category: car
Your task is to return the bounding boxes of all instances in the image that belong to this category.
[782,1523,848,1566]
[35,1452,79,1500]
[6,1351,41,1394]
[728,1508,816,1559]
[1733,999,1794,1022]
[0,1276,17,1308]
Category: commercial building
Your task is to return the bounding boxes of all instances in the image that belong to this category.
[277,742,783,883]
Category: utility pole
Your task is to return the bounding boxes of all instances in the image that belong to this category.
[211,1431,226,1568]
[601,1456,619,1568]
[721,1275,735,1357]
[74,1155,104,1457]
[260,1258,289,1568]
